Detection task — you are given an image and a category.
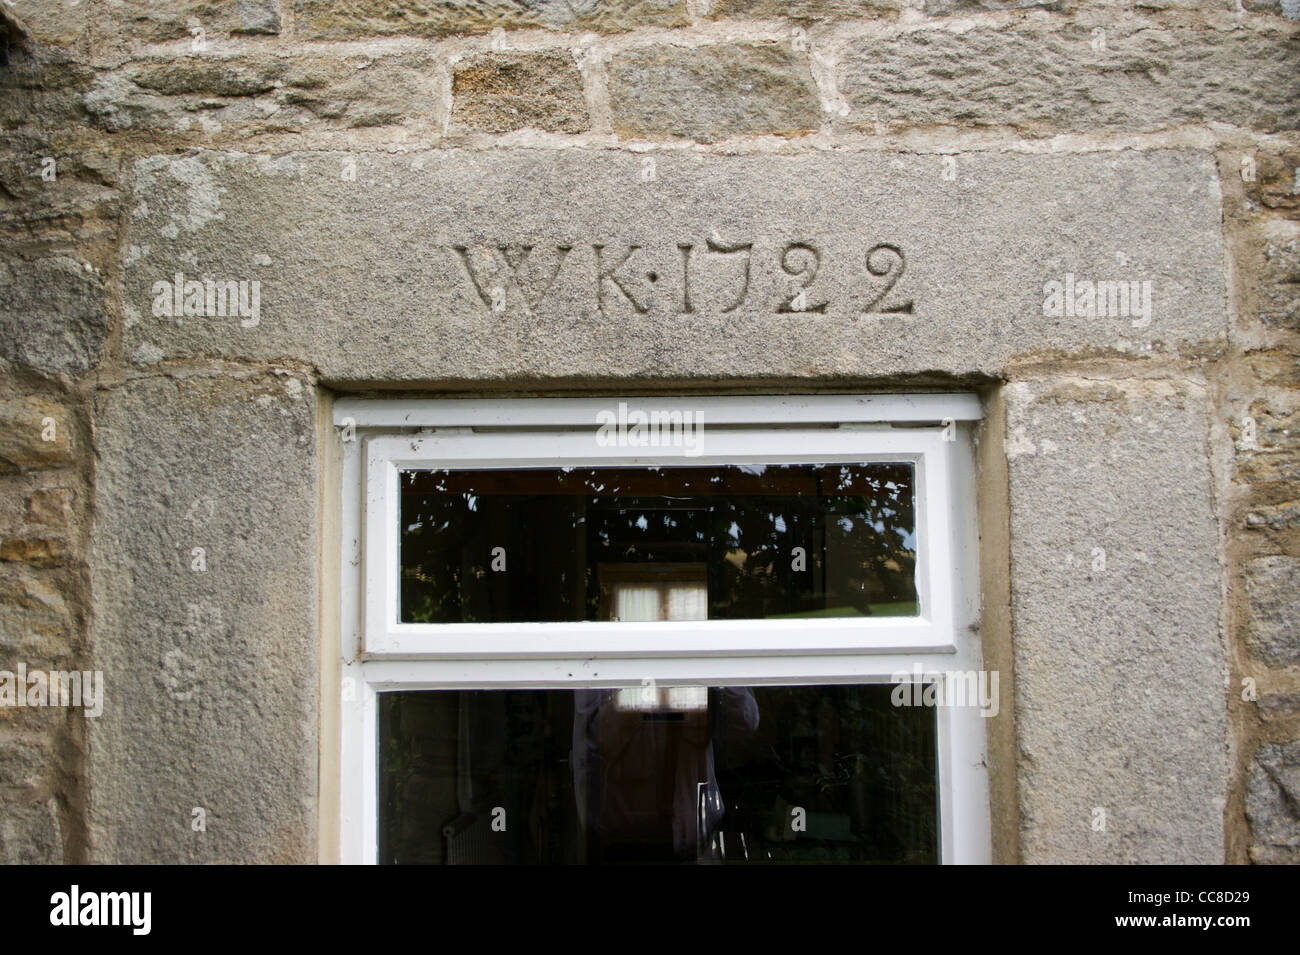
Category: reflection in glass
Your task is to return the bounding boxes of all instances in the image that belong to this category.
[378,684,938,865]
[400,464,916,623]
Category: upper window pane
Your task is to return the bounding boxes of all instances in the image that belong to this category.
[400,463,916,624]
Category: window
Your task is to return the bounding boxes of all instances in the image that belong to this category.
[334,395,991,864]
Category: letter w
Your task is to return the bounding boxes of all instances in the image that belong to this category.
[452,245,571,310]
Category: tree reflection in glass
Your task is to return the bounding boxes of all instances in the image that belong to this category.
[400,463,916,624]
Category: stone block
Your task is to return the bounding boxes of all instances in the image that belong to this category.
[707,0,900,20]
[119,149,1227,384]
[1006,377,1225,862]
[292,0,687,39]
[1258,219,1299,331]
[1247,741,1300,863]
[838,24,1300,135]
[1245,556,1300,665]
[88,372,318,862]
[0,566,72,660]
[25,489,75,529]
[0,257,107,375]
[107,0,281,43]
[0,797,62,863]
[0,538,68,568]
[607,43,820,142]
[0,398,74,472]
[452,51,588,134]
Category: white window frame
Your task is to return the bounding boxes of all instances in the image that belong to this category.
[334,394,992,865]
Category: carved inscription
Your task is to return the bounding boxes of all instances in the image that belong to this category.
[594,244,647,314]
[449,240,913,315]
[777,242,826,314]
[860,244,913,315]
[453,244,572,310]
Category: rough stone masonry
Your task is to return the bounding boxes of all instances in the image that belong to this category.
[0,0,1296,864]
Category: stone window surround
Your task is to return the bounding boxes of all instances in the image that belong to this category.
[87,147,1228,865]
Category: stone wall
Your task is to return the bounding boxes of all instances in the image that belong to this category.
[0,0,1295,863]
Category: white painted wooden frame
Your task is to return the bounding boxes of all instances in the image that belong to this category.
[364,428,952,657]
[333,394,991,865]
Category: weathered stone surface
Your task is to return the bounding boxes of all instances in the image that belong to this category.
[1243,0,1300,17]
[1134,0,1237,9]
[1006,377,1225,863]
[6,0,89,45]
[0,737,50,793]
[121,149,1226,384]
[839,24,1300,134]
[1247,350,1300,391]
[25,489,74,529]
[0,144,47,209]
[1258,219,1300,330]
[132,56,286,97]
[234,0,282,33]
[107,0,282,42]
[0,797,61,863]
[81,74,187,134]
[1259,692,1300,722]
[87,53,441,135]
[1246,556,1300,665]
[0,565,72,659]
[0,256,106,374]
[1253,399,1300,452]
[280,54,440,128]
[1247,146,1300,212]
[1246,500,1300,530]
[0,538,68,568]
[0,398,73,472]
[923,0,1061,14]
[1238,394,1300,486]
[452,52,588,134]
[608,44,820,142]
[0,49,96,142]
[293,0,687,38]
[708,0,899,19]
[1238,451,1300,488]
[88,372,317,863]
[1247,741,1300,863]
[0,143,121,241]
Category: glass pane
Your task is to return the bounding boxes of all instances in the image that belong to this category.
[400,463,916,623]
[377,684,938,865]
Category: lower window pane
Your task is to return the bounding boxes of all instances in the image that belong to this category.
[378,684,938,865]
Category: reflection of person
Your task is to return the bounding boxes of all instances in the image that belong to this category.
[572,687,759,862]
